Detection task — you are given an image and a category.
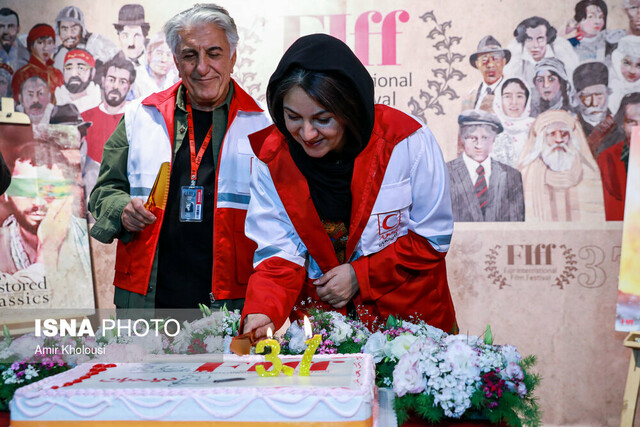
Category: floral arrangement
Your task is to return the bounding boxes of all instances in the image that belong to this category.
[0,327,71,411]
[279,308,371,355]
[389,327,541,425]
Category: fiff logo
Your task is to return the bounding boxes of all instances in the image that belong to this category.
[377,211,401,236]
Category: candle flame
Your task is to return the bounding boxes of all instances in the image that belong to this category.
[303,315,312,339]
[267,327,273,339]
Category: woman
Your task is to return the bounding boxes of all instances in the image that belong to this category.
[492,77,534,168]
[565,0,624,64]
[241,34,456,338]
[609,35,640,114]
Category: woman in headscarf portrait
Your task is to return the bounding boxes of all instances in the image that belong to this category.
[492,77,535,168]
[240,34,457,338]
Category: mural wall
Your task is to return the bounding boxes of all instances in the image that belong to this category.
[0,0,637,424]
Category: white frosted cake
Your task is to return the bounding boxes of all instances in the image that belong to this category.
[10,353,376,426]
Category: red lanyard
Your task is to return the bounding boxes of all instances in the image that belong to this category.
[186,99,213,187]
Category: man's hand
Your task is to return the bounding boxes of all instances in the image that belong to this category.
[121,198,157,232]
[242,313,275,339]
[313,263,359,308]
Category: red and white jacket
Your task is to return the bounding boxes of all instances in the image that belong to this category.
[242,105,457,331]
[113,81,272,298]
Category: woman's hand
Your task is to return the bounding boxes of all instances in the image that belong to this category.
[313,263,359,308]
[242,313,275,339]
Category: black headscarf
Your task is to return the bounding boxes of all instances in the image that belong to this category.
[266,34,375,225]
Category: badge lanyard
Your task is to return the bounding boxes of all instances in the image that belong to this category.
[179,98,212,222]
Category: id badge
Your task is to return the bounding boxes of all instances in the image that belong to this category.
[180,186,203,222]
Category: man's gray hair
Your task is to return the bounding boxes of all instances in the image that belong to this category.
[164,3,239,56]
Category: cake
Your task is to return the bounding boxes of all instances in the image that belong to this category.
[9,353,376,426]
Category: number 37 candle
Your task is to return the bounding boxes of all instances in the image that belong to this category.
[299,315,322,376]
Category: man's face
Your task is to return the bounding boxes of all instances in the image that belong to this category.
[7,160,69,235]
[19,79,50,121]
[118,25,145,60]
[524,25,548,62]
[462,125,496,163]
[578,84,608,122]
[63,57,93,94]
[534,70,561,101]
[542,121,574,172]
[149,42,173,78]
[475,52,506,85]
[31,36,55,62]
[623,103,640,141]
[59,20,82,49]
[174,22,236,110]
[0,14,18,50]
[627,0,640,35]
[102,66,131,107]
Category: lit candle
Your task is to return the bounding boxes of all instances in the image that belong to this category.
[255,328,294,377]
[299,316,322,376]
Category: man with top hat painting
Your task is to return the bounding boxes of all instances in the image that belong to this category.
[55,48,101,113]
[11,23,63,103]
[113,4,149,100]
[462,35,511,114]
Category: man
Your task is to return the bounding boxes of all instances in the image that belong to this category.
[0,8,28,73]
[462,35,510,113]
[18,76,54,125]
[573,61,625,158]
[113,4,149,99]
[447,110,524,222]
[11,24,63,103]
[519,110,604,222]
[52,5,119,72]
[82,52,136,202]
[0,140,89,284]
[504,16,579,85]
[597,92,640,220]
[89,4,271,313]
[530,58,573,117]
[625,0,640,36]
[54,48,101,113]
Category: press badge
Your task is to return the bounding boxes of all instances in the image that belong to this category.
[180,186,203,222]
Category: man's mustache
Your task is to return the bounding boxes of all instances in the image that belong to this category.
[28,102,43,110]
[68,76,83,85]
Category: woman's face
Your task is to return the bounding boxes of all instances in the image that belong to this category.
[501,82,527,118]
[621,55,640,82]
[32,36,55,62]
[580,5,605,37]
[283,86,346,158]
